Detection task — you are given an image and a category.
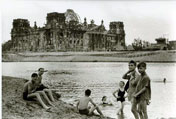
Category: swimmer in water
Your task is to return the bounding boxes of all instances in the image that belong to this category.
[101,96,113,106]
[163,78,166,83]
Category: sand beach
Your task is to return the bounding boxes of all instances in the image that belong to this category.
[2,76,114,119]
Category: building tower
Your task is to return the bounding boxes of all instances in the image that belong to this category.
[109,22,126,48]
[11,19,31,51]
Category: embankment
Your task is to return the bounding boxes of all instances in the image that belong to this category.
[2,50,176,62]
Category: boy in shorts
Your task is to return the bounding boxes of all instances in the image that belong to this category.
[133,62,151,119]
[36,68,48,90]
[36,68,55,102]
[122,60,140,118]
[76,89,104,117]
[23,73,51,110]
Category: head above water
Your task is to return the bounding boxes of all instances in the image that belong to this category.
[85,89,91,96]
[128,60,137,71]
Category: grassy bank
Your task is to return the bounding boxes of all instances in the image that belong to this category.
[2,76,113,119]
[2,50,176,62]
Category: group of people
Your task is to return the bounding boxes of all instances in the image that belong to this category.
[23,68,55,110]
[115,60,151,119]
[23,61,151,119]
[76,61,151,119]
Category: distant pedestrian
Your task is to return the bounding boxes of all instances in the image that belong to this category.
[163,78,166,83]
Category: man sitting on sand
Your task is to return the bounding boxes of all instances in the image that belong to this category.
[36,68,56,102]
[36,68,48,90]
[23,73,54,110]
[76,89,104,117]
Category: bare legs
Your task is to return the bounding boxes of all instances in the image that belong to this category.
[117,101,125,115]
[89,105,104,117]
[27,93,50,109]
[138,100,148,119]
[27,89,56,109]
[131,98,139,119]
[37,91,54,107]
[43,89,55,102]
[131,98,148,119]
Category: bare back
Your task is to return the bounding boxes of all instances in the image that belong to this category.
[78,96,91,110]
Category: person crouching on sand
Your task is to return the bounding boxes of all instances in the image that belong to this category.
[23,73,54,110]
[76,89,104,118]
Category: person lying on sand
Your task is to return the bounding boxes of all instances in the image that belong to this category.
[23,73,54,110]
[76,89,104,118]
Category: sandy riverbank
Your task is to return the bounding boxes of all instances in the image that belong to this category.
[2,76,114,119]
[2,50,176,62]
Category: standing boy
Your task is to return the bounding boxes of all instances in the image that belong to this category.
[122,60,140,118]
[133,62,151,119]
[76,89,104,118]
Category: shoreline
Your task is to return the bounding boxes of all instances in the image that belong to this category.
[2,50,176,63]
[2,76,113,119]
[2,60,176,63]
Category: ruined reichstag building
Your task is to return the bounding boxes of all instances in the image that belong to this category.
[7,9,126,52]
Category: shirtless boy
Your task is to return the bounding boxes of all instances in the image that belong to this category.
[36,68,48,90]
[77,89,104,117]
[23,73,51,110]
[36,68,55,102]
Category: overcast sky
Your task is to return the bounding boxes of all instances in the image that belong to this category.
[1,0,176,45]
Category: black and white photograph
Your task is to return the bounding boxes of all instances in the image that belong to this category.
[1,0,176,119]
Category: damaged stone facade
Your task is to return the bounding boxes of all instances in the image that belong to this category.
[9,9,126,52]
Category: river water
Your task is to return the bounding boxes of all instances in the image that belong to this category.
[2,62,176,119]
